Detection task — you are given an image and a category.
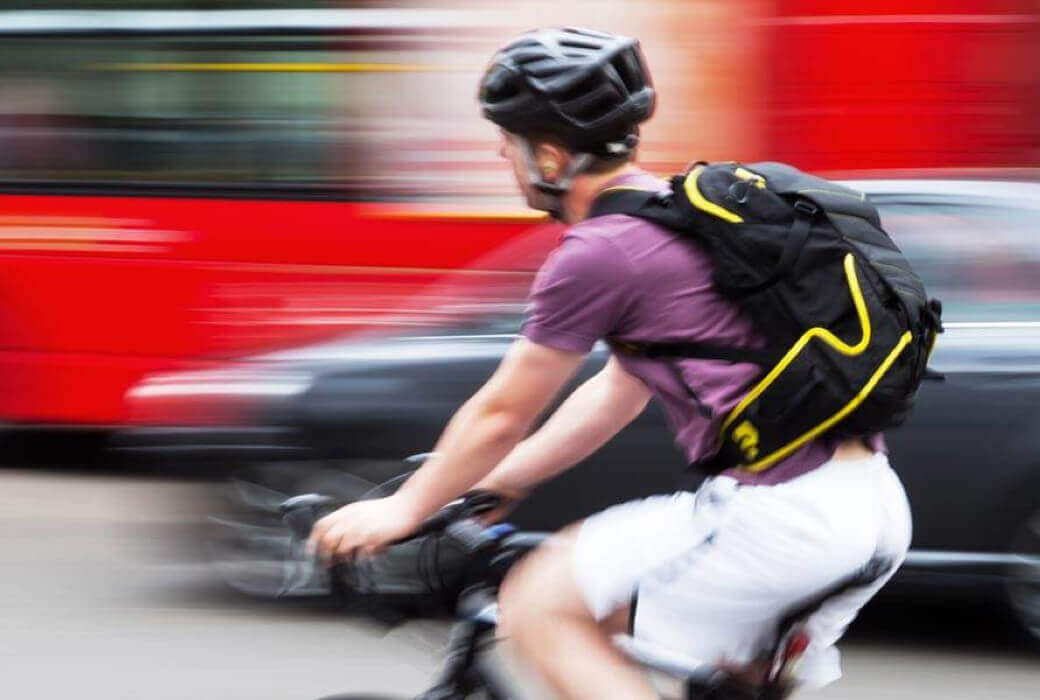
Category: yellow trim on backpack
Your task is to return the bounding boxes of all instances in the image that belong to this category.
[596,179,671,201]
[683,166,744,223]
[722,253,871,435]
[597,185,652,196]
[719,253,913,472]
[741,331,913,472]
[734,167,766,189]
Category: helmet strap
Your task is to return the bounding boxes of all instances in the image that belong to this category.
[520,139,594,222]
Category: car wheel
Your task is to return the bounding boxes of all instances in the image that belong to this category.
[1006,507,1040,643]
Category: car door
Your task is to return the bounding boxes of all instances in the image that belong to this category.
[872,191,1040,555]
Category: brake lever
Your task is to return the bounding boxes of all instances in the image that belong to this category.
[457,489,504,518]
[279,493,343,540]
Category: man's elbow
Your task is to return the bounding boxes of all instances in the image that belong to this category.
[601,364,652,422]
[628,392,651,420]
[474,401,533,447]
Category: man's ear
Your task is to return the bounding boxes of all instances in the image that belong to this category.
[533,142,569,183]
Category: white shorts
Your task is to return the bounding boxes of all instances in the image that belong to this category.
[571,452,911,688]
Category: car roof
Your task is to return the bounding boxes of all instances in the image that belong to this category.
[842,178,1040,206]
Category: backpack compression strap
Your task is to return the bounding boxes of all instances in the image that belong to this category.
[610,339,774,366]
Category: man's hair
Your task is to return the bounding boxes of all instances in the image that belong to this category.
[583,151,635,174]
[518,129,638,175]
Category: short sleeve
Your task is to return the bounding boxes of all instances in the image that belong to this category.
[521,234,633,353]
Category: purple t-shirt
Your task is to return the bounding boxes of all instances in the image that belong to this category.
[522,170,879,485]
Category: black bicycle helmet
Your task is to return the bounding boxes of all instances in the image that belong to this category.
[479,27,655,157]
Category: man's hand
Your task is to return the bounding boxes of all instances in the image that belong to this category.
[307,494,423,562]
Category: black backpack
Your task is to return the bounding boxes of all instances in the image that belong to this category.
[589,161,943,474]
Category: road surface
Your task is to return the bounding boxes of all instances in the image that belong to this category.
[1,468,1036,699]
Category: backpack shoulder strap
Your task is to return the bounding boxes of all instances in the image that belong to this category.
[587,186,688,230]
[588,186,657,215]
[611,339,774,366]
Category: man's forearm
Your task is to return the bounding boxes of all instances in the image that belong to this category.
[429,392,480,456]
[391,339,586,525]
[476,359,651,498]
[395,402,529,522]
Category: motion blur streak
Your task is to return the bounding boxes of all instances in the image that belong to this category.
[0,3,1038,699]
[90,63,477,72]
[0,8,493,33]
[0,3,1036,423]
[127,370,312,399]
[758,14,1040,25]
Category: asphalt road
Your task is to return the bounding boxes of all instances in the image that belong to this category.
[1,468,1037,700]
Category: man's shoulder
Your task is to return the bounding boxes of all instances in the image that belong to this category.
[541,222,635,281]
[563,207,693,270]
[566,210,673,251]
[565,212,652,247]
[569,173,673,243]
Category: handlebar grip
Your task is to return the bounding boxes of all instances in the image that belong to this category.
[279,494,342,513]
[404,452,436,468]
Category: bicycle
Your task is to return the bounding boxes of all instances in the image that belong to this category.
[268,477,810,700]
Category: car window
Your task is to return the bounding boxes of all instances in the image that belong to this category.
[874,198,1040,322]
[0,29,515,200]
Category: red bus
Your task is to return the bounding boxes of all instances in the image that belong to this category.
[0,9,557,427]
[1,4,1037,430]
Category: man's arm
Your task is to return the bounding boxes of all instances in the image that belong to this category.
[474,355,651,501]
[309,338,585,559]
[392,338,588,521]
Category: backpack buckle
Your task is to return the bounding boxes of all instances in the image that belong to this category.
[650,190,671,205]
[793,199,819,218]
[611,340,639,355]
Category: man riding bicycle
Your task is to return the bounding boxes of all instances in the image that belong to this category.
[310,28,912,699]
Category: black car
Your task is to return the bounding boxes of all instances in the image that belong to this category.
[118,178,1040,638]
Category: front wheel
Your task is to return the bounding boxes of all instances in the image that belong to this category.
[206,462,411,599]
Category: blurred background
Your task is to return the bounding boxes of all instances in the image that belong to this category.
[1,2,1040,698]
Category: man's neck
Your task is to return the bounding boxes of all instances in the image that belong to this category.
[561,163,644,224]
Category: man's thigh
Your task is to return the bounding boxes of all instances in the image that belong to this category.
[569,483,736,623]
[499,525,631,637]
[500,482,734,634]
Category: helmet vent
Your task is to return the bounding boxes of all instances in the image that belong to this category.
[610,53,643,94]
[575,94,617,122]
[511,49,548,65]
[559,38,601,51]
[562,27,613,40]
[526,58,569,77]
[556,74,606,105]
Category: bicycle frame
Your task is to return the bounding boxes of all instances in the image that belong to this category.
[283,489,803,700]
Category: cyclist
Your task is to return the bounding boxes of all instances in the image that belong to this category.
[310,28,912,699]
